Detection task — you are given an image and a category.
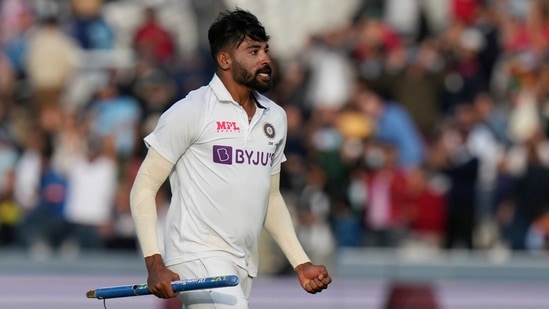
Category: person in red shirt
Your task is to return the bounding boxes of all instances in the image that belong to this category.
[452,0,480,25]
[405,168,447,246]
[132,7,176,67]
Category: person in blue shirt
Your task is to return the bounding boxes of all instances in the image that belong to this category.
[354,84,426,170]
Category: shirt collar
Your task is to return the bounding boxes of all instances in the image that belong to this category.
[209,74,267,109]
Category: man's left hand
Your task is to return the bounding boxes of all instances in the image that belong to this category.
[295,262,332,294]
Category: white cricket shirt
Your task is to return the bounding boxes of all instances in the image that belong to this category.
[144,75,287,276]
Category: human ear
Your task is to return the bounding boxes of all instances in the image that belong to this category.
[217,52,231,70]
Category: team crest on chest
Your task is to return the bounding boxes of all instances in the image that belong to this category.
[262,122,275,139]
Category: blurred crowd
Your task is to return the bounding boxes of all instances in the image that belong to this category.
[3,0,549,269]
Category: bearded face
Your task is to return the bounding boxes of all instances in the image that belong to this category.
[231,58,272,93]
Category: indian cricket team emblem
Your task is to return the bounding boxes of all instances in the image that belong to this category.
[263,122,275,139]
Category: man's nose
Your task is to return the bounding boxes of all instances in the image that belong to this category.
[260,51,271,66]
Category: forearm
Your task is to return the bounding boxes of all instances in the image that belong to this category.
[130,148,173,258]
[264,173,310,269]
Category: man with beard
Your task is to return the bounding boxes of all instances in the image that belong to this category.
[129,8,331,308]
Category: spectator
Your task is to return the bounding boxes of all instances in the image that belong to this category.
[1,1,35,80]
[377,40,445,136]
[525,208,549,252]
[51,109,86,176]
[432,104,481,249]
[85,75,141,161]
[25,16,80,130]
[13,127,46,213]
[404,167,447,247]
[0,129,18,210]
[68,0,115,50]
[16,133,68,258]
[296,163,336,270]
[62,135,117,252]
[0,186,20,246]
[303,30,356,115]
[132,6,177,67]
[0,0,33,44]
[357,140,410,247]
[0,52,17,116]
[439,22,488,113]
[499,128,549,250]
[354,82,426,170]
[0,128,19,246]
[451,0,481,25]
[124,57,176,127]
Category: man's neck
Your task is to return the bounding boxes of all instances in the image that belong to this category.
[217,73,253,106]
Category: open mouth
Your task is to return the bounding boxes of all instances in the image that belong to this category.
[257,66,272,79]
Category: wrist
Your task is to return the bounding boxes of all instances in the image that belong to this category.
[145,254,165,273]
[294,261,312,272]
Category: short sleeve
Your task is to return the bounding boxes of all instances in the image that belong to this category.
[144,98,201,164]
[269,108,287,175]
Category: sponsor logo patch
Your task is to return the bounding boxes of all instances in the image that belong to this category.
[216,121,240,132]
[213,145,274,166]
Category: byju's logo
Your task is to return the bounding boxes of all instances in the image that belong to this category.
[212,145,274,166]
[213,145,233,165]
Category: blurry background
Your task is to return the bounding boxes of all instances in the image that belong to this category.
[2,0,549,308]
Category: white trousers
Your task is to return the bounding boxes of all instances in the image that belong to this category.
[169,258,253,309]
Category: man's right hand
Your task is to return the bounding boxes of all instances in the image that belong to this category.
[145,254,181,298]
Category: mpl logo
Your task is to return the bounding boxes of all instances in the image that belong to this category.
[216,121,240,132]
[213,145,274,166]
